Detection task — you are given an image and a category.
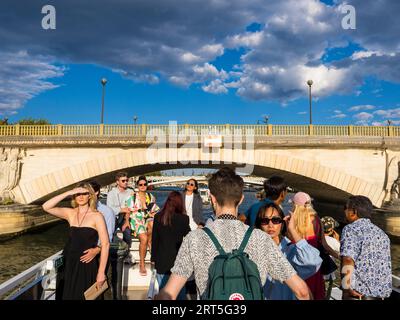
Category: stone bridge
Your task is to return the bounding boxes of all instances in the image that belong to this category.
[1,124,400,208]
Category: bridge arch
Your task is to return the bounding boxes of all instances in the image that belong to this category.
[12,147,384,207]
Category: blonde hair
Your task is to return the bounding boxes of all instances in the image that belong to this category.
[71,182,97,211]
[292,203,317,238]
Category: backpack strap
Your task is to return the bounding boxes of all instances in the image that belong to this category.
[238,227,253,253]
[203,227,226,255]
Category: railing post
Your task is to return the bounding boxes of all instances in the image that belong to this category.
[15,124,20,136]
[388,126,393,137]
[268,124,272,136]
[141,124,147,136]
[57,124,63,136]
[99,124,104,136]
[225,124,230,135]
[309,124,313,136]
[348,125,353,136]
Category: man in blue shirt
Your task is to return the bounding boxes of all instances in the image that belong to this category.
[239,175,288,227]
[341,195,392,300]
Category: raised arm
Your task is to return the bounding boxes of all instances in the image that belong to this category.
[42,187,87,221]
[318,218,340,259]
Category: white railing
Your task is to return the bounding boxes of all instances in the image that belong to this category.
[0,250,62,300]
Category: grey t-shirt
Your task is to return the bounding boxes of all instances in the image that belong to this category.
[106,187,132,217]
[171,219,296,297]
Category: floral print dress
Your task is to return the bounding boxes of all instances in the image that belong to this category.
[125,192,160,237]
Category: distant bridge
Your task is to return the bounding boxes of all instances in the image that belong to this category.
[143,176,265,186]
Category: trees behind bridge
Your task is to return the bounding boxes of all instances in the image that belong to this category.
[0,118,51,125]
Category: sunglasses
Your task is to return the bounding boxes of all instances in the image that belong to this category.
[186,182,195,186]
[260,217,283,225]
[138,183,147,186]
[75,192,90,197]
[120,179,128,183]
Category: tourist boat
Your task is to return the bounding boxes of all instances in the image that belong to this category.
[1,237,400,300]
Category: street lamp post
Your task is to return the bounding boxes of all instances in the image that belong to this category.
[307,80,313,125]
[100,78,107,124]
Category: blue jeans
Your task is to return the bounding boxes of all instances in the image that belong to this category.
[156,273,186,300]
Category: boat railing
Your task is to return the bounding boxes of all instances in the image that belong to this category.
[0,250,63,300]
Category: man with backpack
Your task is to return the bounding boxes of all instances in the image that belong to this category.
[155,167,310,300]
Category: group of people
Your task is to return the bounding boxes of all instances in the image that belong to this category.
[42,167,393,300]
[41,171,205,299]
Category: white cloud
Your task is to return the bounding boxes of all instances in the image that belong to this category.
[226,31,264,48]
[330,109,346,119]
[373,108,400,119]
[202,79,228,94]
[0,51,64,115]
[354,112,374,121]
[1,0,400,113]
[297,111,307,115]
[199,44,224,58]
[181,52,202,64]
[348,105,376,112]
[351,51,384,60]
[353,112,374,125]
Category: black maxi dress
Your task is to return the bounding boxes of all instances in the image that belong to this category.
[61,226,99,300]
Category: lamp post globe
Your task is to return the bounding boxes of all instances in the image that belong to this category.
[307,80,313,125]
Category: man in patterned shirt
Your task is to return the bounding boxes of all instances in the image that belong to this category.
[341,195,392,300]
[155,167,311,300]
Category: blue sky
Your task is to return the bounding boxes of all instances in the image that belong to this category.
[1,0,399,126]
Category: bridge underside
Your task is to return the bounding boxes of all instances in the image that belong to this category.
[10,142,396,207]
[28,163,351,207]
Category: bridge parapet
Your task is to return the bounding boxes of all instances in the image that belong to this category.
[1,124,399,137]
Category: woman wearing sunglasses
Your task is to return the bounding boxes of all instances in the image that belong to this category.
[42,182,110,299]
[254,202,322,300]
[182,178,204,230]
[125,176,160,276]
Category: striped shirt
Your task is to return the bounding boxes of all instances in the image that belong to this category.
[171,219,296,298]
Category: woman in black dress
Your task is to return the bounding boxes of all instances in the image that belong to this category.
[42,182,110,300]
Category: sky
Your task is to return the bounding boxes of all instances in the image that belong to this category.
[0,0,400,126]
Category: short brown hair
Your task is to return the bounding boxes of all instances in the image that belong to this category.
[115,171,128,181]
[208,167,244,207]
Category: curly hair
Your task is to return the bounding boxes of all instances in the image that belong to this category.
[292,203,317,238]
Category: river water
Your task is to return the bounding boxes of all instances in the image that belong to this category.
[1,190,399,285]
